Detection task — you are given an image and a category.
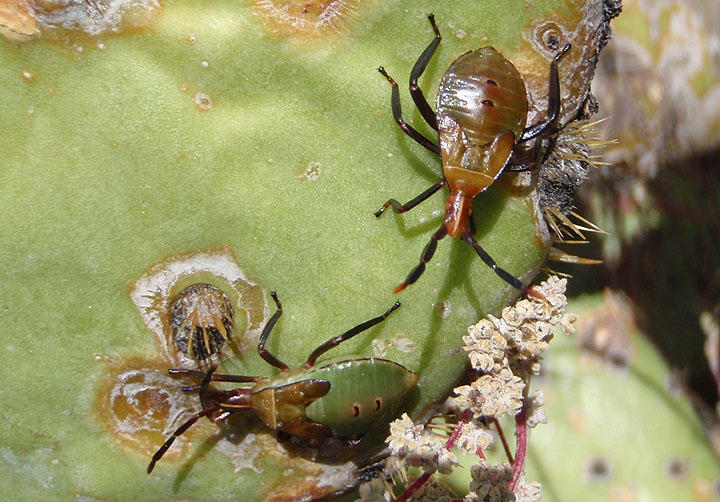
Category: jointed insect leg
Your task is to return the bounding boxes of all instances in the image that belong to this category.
[460,230,525,291]
[147,406,217,473]
[375,180,446,217]
[502,163,533,173]
[505,126,552,173]
[257,292,290,371]
[409,14,442,131]
[377,66,440,155]
[169,368,261,384]
[148,367,218,473]
[208,410,232,424]
[518,43,571,143]
[394,225,448,293]
[304,302,402,367]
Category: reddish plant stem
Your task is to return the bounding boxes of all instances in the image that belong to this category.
[509,407,528,491]
[492,418,514,464]
[395,409,473,502]
[446,408,473,450]
[396,472,432,502]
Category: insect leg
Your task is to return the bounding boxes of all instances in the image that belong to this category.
[374,180,446,217]
[209,410,232,424]
[169,368,261,384]
[502,163,533,173]
[147,406,217,473]
[378,66,441,155]
[409,14,442,130]
[394,225,448,293]
[505,128,554,173]
[256,292,290,371]
[518,43,571,143]
[461,230,525,291]
[304,302,402,367]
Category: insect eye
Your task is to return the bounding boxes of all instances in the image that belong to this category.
[481,99,495,107]
[352,403,360,417]
[485,79,498,86]
[375,398,382,411]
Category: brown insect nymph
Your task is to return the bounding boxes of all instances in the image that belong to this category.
[376,14,570,295]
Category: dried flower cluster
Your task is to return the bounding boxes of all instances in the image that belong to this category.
[462,276,576,379]
[465,461,514,502]
[454,367,525,418]
[513,475,543,502]
[455,420,494,455]
[357,277,574,502]
[408,478,455,502]
[387,414,458,475]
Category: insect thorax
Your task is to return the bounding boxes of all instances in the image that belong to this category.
[438,115,516,197]
[249,378,331,434]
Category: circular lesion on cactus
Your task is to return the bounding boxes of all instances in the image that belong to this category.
[252,0,360,40]
[1,0,163,42]
[129,245,270,366]
[95,357,208,458]
[576,290,636,371]
[534,22,569,53]
[94,246,274,462]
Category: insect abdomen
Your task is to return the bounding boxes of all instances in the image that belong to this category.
[436,47,528,145]
[304,358,418,437]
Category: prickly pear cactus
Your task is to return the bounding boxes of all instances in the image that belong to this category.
[0,1,611,500]
[439,292,720,501]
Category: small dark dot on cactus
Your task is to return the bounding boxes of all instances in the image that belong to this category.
[584,455,612,481]
[664,456,690,481]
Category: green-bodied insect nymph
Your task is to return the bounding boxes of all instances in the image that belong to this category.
[148,292,417,473]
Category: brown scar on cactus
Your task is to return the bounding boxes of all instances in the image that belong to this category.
[0,0,40,41]
[1,0,162,42]
[94,357,208,459]
[252,0,359,40]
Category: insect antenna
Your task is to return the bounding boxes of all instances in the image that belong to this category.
[256,292,290,371]
[517,43,571,143]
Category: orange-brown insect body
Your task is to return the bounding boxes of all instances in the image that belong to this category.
[375,14,568,294]
[436,47,528,238]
